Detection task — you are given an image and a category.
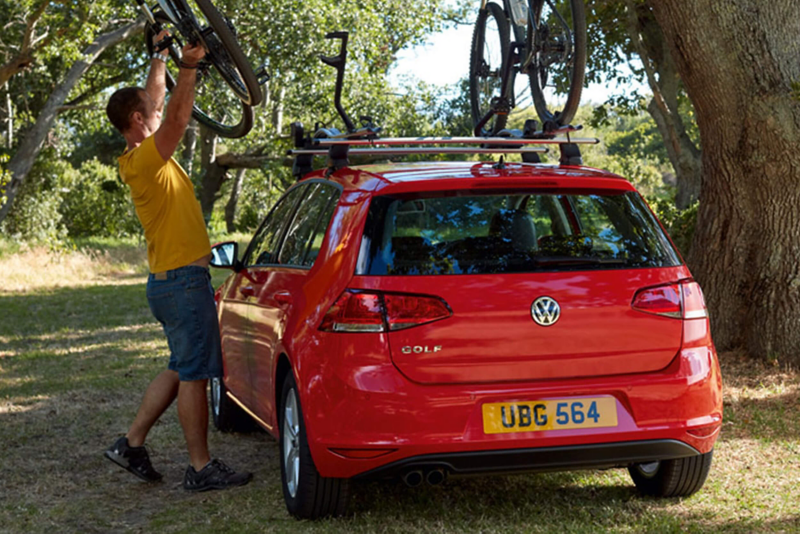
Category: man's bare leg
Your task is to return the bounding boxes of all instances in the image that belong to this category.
[126,369,180,447]
[177,379,211,471]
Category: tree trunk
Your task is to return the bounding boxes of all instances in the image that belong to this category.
[181,119,198,178]
[225,168,246,233]
[198,125,222,222]
[649,0,800,362]
[0,20,145,224]
[625,0,702,209]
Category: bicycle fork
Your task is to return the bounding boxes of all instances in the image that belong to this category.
[473,41,522,137]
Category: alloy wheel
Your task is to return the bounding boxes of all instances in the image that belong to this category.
[283,388,301,498]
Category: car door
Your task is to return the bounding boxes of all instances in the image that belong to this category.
[219,185,306,414]
[249,181,341,427]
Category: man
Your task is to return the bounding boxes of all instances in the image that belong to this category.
[103,31,251,492]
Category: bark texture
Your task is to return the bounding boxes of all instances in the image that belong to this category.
[649,0,800,362]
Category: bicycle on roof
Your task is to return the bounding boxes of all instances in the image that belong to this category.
[469,0,587,136]
[133,0,268,138]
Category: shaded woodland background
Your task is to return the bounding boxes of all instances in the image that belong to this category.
[1,0,799,364]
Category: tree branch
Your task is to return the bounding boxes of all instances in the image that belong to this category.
[0,19,146,223]
[623,0,681,157]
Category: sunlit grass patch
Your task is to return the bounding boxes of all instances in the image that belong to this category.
[0,237,149,293]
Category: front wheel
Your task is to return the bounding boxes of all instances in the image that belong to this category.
[628,450,714,497]
[210,377,255,432]
[469,2,511,136]
[526,0,586,126]
[145,12,254,138]
[280,373,350,519]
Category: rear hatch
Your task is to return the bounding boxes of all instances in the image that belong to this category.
[352,184,689,384]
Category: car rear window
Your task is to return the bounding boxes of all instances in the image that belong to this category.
[358,190,682,275]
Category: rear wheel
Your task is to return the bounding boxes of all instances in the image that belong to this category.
[144,4,257,138]
[526,0,586,126]
[469,2,511,136]
[628,450,714,497]
[280,373,350,519]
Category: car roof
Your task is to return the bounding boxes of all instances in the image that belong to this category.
[300,161,634,196]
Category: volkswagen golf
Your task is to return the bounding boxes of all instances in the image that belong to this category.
[208,157,722,519]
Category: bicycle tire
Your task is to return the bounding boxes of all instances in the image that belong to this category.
[526,0,586,126]
[170,0,262,107]
[145,12,254,138]
[469,2,511,135]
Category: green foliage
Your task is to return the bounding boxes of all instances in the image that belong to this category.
[57,159,140,238]
[0,157,67,244]
[0,154,10,206]
[649,198,698,257]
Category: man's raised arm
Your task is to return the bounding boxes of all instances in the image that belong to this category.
[154,41,206,162]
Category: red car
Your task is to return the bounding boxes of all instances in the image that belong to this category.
[209,160,722,519]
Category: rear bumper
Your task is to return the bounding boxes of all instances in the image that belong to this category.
[298,321,723,479]
[354,439,699,481]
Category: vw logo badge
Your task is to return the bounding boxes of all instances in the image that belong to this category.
[531,296,561,326]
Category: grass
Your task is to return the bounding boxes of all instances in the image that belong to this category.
[1,240,799,533]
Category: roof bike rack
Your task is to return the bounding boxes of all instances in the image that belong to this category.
[288,31,598,179]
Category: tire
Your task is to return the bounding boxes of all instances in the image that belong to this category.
[171,0,262,106]
[145,12,254,138]
[210,376,254,432]
[280,373,350,519]
[469,2,511,136]
[526,0,586,126]
[628,450,714,498]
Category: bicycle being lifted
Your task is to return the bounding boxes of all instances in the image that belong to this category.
[134,0,267,138]
[469,0,587,136]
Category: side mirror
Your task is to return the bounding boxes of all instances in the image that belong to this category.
[210,241,239,269]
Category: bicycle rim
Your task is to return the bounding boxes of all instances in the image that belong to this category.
[526,0,586,126]
[170,0,262,107]
[145,13,254,138]
[469,2,510,135]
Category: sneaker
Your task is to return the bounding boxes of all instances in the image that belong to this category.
[183,459,252,492]
[104,436,163,482]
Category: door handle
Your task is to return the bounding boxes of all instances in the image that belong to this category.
[240,286,256,298]
[274,291,293,306]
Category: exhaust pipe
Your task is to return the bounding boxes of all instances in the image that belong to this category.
[426,468,446,486]
[402,470,423,488]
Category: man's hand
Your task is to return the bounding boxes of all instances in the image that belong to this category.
[181,41,206,66]
[152,29,171,57]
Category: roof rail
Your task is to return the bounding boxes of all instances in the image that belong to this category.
[288,123,599,179]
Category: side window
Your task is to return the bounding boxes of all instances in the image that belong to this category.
[277,183,340,267]
[244,185,305,266]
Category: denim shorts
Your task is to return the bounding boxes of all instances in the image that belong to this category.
[146,265,222,381]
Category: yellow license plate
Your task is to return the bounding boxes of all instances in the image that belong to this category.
[482,397,618,434]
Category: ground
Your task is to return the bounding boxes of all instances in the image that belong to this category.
[0,240,798,533]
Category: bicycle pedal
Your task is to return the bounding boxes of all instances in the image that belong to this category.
[255,65,270,85]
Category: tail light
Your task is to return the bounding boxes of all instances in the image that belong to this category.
[320,290,452,333]
[632,281,708,319]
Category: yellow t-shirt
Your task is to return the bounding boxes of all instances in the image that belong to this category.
[118,135,211,273]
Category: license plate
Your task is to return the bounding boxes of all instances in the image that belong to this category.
[482,397,618,434]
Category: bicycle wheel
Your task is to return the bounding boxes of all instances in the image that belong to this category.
[469,2,511,135]
[525,0,586,126]
[145,12,254,138]
[169,0,262,106]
